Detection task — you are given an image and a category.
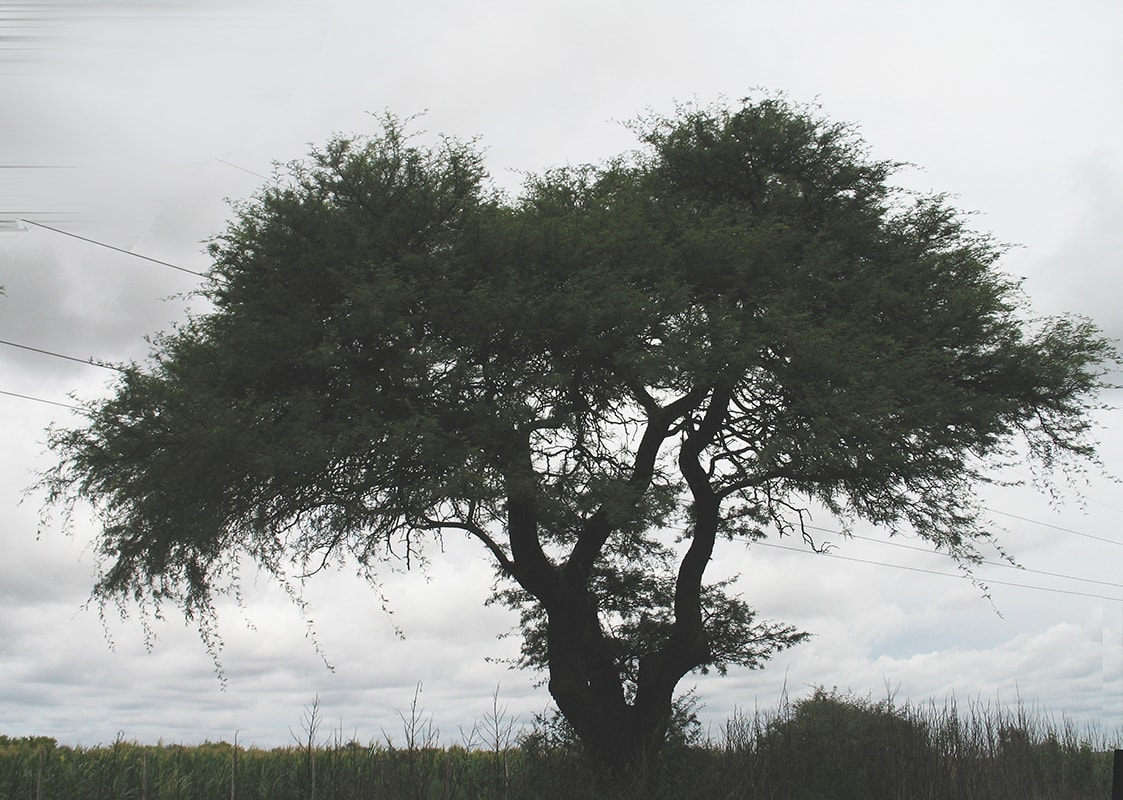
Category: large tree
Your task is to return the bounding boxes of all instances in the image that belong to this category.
[42,98,1114,776]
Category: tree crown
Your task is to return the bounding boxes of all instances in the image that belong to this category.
[40,98,1116,689]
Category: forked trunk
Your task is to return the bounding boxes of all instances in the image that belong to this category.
[544,600,682,787]
[554,686,675,788]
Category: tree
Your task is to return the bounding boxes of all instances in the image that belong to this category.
[41,98,1115,778]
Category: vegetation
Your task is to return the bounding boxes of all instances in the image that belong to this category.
[40,95,1117,776]
[2,690,1118,799]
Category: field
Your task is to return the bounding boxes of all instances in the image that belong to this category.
[1,689,1118,799]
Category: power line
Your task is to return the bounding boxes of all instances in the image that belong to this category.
[856,532,1121,589]
[750,539,1123,602]
[799,524,1123,589]
[21,219,212,280]
[985,507,1123,547]
[0,388,81,411]
[677,515,1123,599]
[215,158,271,181]
[0,337,124,371]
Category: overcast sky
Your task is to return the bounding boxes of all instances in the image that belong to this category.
[2,0,1122,748]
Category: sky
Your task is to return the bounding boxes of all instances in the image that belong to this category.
[1,0,1122,749]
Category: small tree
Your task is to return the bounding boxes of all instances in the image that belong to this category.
[41,97,1115,777]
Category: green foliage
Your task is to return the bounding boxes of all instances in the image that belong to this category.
[39,96,1118,768]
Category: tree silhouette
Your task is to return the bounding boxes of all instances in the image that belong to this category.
[41,97,1116,777]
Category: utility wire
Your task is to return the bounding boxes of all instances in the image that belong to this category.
[0,388,81,411]
[985,507,1123,547]
[679,514,1123,599]
[21,219,212,280]
[750,539,1123,602]
[798,523,1123,589]
[215,158,270,181]
[0,337,124,371]
[850,531,1121,589]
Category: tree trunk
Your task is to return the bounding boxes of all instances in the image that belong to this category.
[544,593,683,785]
[502,400,723,783]
[553,440,724,781]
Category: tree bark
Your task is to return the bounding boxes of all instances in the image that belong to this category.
[545,591,676,781]
[505,390,727,781]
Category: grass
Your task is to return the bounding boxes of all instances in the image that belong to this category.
[1,687,1118,799]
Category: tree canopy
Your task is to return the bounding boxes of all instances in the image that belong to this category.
[41,97,1116,775]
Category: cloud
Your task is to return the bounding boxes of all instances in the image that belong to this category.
[1026,154,1123,341]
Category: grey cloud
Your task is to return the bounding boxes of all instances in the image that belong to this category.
[1028,156,1123,342]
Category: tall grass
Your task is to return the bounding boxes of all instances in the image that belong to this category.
[1,688,1117,799]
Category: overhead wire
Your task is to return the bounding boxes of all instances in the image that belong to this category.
[2,216,197,411]
[748,539,1123,602]
[760,514,1123,597]
[0,388,82,411]
[668,504,1123,603]
[214,158,270,181]
[798,523,1123,586]
[0,337,124,410]
[985,507,1123,547]
[20,219,213,280]
[861,534,1121,588]
[0,337,124,371]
